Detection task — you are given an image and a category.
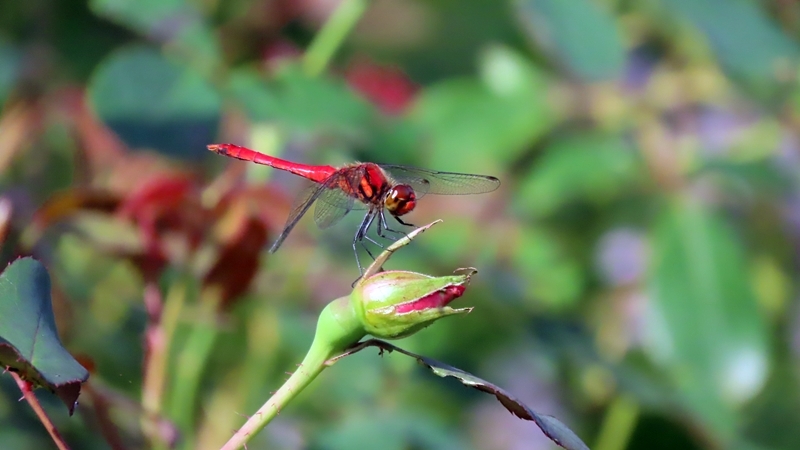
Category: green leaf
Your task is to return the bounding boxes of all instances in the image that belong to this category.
[412,45,554,171]
[225,65,374,135]
[87,45,221,158]
[89,0,221,71]
[0,258,89,415]
[512,228,584,309]
[516,0,626,81]
[697,159,793,197]
[224,69,283,123]
[69,212,145,255]
[663,0,798,88]
[647,201,769,437]
[0,38,21,106]
[336,340,590,450]
[317,411,466,450]
[515,133,642,217]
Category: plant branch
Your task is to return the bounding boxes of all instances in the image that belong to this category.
[594,394,639,450]
[83,382,128,450]
[168,300,220,435]
[0,196,11,246]
[219,333,339,450]
[303,0,369,77]
[141,281,185,449]
[219,221,439,449]
[12,371,71,450]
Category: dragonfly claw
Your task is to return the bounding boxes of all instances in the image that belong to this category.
[394,216,415,227]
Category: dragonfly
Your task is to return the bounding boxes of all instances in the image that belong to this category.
[207,143,500,273]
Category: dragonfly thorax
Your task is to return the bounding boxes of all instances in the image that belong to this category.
[384,184,416,216]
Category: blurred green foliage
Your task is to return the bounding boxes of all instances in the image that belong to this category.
[2,0,800,449]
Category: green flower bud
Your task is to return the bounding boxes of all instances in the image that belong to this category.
[351,268,476,340]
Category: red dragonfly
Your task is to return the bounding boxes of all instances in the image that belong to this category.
[208,143,500,273]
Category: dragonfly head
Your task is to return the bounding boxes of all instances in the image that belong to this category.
[384,184,416,216]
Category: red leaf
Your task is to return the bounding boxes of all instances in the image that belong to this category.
[345,58,418,115]
[32,189,121,230]
[203,216,269,310]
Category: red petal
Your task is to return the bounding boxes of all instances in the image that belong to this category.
[395,285,466,313]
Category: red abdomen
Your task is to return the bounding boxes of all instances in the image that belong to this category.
[207,144,336,183]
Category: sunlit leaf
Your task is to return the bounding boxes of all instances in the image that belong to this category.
[412,45,554,170]
[0,258,89,415]
[515,133,642,217]
[89,0,221,71]
[512,228,584,309]
[663,0,798,89]
[68,213,145,255]
[698,159,794,197]
[224,69,282,123]
[87,45,221,158]
[516,0,626,81]
[647,201,769,436]
[225,65,374,135]
[335,340,590,450]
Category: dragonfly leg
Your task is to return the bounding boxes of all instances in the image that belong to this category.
[357,210,387,250]
[360,215,385,257]
[393,215,415,228]
[378,210,411,238]
[375,210,391,238]
[363,235,385,249]
[353,211,379,275]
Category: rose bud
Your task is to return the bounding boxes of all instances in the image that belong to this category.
[350,269,476,340]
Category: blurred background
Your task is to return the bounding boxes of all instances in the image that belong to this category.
[2,0,800,449]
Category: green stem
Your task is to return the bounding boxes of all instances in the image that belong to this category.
[220,297,365,450]
[169,316,219,436]
[141,281,185,450]
[12,372,70,450]
[303,0,370,77]
[219,334,335,450]
[218,224,435,449]
[594,395,639,450]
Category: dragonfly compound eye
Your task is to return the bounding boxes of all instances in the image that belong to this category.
[385,184,416,216]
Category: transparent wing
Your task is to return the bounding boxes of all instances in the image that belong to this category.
[314,186,357,229]
[313,165,375,229]
[380,165,501,197]
[269,182,329,253]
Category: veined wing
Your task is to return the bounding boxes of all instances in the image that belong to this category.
[380,165,500,197]
[269,183,330,253]
[313,166,377,229]
[314,185,357,229]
